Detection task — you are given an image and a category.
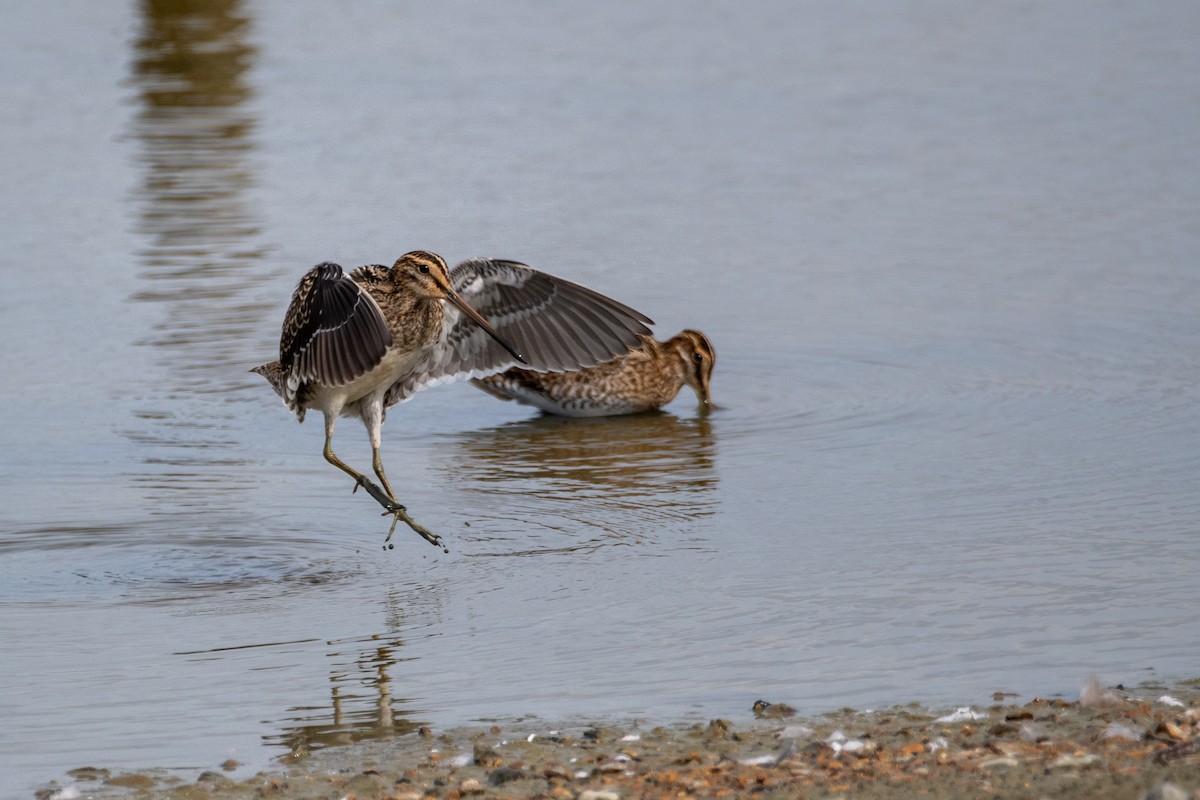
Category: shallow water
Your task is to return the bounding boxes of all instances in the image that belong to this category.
[3,0,1200,795]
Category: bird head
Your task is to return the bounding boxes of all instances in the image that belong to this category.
[673,329,715,408]
[391,251,526,364]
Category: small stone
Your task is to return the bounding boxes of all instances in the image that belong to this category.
[778,724,814,739]
[977,756,1019,770]
[66,768,109,781]
[43,788,80,800]
[103,774,155,789]
[488,766,525,786]
[340,771,387,795]
[579,791,621,800]
[1048,753,1102,770]
[937,707,984,723]
[543,765,573,781]
[196,771,232,785]
[989,741,1024,757]
[705,719,732,739]
[1157,720,1188,741]
[1140,782,1191,800]
[459,777,484,794]
[220,758,240,771]
[1079,676,1122,707]
[1102,722,1141,741]
[473,742,501,767]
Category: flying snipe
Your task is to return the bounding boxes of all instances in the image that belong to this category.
[253,251,652,547]
[473,329,714,417]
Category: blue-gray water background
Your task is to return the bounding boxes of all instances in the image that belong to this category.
[2,1,1198,795]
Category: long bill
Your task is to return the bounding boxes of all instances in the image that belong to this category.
[444,290,528,365]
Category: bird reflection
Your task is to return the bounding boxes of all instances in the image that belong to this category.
[129,0,268,354]
[267,634,425,759]
[127,0,273,508]
[436,412,719,548]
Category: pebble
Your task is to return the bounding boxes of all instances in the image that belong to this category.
[578,791,621,800]
[65,768,108,781]
[1079,676,1122,707]
[1048,753,1102,770]
[103,773,155,789]
[738,753,780,766]
[195,770,232,785]
[937,707,984,723]
[1140,783,1192,800]
[1102,722,1141,741]
[33,684,1200,800]
[488,766,525,786]
[778,724,815,738]
[1157,720,1189,741]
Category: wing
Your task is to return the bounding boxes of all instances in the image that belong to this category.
[384,258,653,405]
[279,262,392,405]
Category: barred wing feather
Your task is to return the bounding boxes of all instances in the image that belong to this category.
[384,258,652,405]
[280,262,392,407]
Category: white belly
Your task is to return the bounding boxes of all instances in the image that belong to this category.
[304,347,425,418]
[492,381,644,417]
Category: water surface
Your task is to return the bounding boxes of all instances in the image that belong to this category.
[2,1,1199,796]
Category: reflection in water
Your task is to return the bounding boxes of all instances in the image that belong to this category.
[127,0,272,504]
[438,413,719,551]
[266,634,425,759]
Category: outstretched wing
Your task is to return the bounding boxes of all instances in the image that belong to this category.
[279,262,392,408]
[384,258,653,405]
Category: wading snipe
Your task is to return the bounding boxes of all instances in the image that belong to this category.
[472,329,714,417]
[253,250,652,548]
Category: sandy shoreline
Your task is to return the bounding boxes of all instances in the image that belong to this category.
[35,681,1200,800]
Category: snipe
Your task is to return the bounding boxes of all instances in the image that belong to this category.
[473,329,714,417]
[253,251,652,547]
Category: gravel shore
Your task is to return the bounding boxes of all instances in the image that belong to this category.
[36,681,1200,800]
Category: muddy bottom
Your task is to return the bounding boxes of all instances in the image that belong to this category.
[35,681,1200,800]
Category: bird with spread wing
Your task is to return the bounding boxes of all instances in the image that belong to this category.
[253,250,653,548]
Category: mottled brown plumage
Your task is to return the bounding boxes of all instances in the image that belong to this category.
[253,250,653,547]
[473,329,714,417]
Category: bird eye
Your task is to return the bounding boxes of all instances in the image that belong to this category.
[418,264,430,274]
[693,352,704,363]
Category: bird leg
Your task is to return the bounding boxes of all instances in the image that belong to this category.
[321,433,443,549]
[371,447,399,502]
[371,446,443,549]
